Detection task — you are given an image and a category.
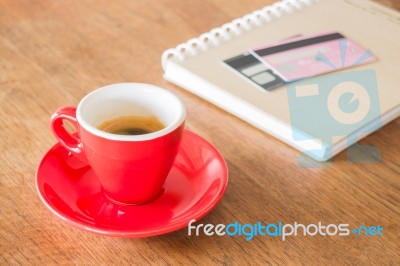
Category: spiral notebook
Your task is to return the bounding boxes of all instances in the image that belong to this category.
[161,0,400,161]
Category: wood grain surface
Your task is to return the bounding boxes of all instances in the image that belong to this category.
[0,0,399,265]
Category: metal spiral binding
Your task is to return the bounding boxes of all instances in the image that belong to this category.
[161,0,317,71]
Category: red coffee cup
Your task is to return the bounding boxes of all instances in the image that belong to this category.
[51,83,185,205]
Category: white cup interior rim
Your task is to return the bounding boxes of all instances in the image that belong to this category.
[76,83,186,141]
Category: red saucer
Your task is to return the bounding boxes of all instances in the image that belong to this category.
[36,130,228,237]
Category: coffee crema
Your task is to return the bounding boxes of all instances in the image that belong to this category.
[97,115,165,135]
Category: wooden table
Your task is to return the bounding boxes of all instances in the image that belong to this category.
[1,0,399,265]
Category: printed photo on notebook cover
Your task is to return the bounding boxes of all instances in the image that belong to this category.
[251,31,376,82]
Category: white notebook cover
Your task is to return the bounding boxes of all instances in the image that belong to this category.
[162,0,400,161]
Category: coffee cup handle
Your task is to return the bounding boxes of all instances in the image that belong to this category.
[51,106,87,162]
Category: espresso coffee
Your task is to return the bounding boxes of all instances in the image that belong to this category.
[97,115,165,135]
